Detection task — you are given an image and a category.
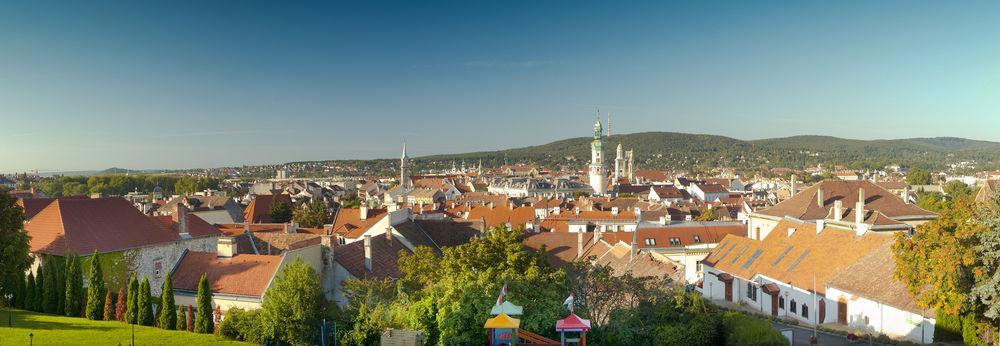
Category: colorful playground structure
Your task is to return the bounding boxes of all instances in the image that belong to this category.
[484,286,591,346]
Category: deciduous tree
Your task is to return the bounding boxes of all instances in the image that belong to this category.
[293,199,330,228]
[261,259,323,345]
[269,199,292,224]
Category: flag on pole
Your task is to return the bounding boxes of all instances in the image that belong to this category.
[563,294,574,313]
[496,282,507,306]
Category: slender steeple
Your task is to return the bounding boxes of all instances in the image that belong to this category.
[589,110,607,195]
[400,143,412,189]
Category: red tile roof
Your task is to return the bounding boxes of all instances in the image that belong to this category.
[26,198,193,255]
[756,180,936,221]
[332,208,388,239]
[601,223,745,248]
[333,233,411,279]
[243,194,292,223]
[17,196,89,221]
[171,251,281,297]
[150,214,222,238]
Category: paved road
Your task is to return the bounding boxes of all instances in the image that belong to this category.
[771,322,885,346]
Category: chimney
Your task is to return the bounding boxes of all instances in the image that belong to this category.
[553,207,561,215]
[173,203,190,238]
[833,200,843,221]
[386,225,393,241]
[611,207,619,216]
[816,187,824,208]
[787,227,796,238]
[509,201,516,210]
[360,205,368,220]
[575,207,580,215]
[593,228,603,244]
[577,232,584,259]
[489,202,495,209]
[790,174,797,196]
[902,185,911,204]
[217,236,236,258]
[855,187,866,225]
[630,231,637,262]
[363,235,372,272]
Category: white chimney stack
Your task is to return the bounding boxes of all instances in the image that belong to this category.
[833,200,843,221]
[577,232,584,259]
[360,205,368,220]
[855,187,866,225]
[217,236,236,258]
[816,187,824,208]
[611,207,619,216]
[363,235,372,272]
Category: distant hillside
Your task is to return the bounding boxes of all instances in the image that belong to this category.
[416,132,1000,172]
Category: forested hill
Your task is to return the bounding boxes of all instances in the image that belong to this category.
[416,132,1000,172]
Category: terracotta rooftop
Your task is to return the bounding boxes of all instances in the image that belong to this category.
[703,219,893,295]
[171,251,282,297]
[602,223,745,248]
[634,169,670,182]
[826,242,934,318]
[243,194,293,223]
[331,207,388,239]
[333,233,411,279]
[26,197,207,255]
[756,180,936,221]
[17,196,89,221]
[522,231,611,266]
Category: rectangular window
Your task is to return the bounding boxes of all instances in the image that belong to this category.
[779,296,785,309]
[791,300,797,313]
[802,305,809,319]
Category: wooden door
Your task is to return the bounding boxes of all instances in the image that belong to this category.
[724,280,732,302]
[771,294,779,316]
[838,298,847,324]
[818,299,826,324]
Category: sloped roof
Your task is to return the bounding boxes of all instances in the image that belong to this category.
[333,233,411,279]
[826,242,935,318]
[26,198,188,255]
[243,194,293,223]
[602,223,745,248]
[593,242,680,280]
[522,232,610,266]
[150,214,222,238]
[17,196,89,221]
[161,195,243,223]
[331,208,388,239]
[171,251,281,297]
[977,180,999,203]
[702,219,892,295]
[756,180,936,221]
[251,232,322,254]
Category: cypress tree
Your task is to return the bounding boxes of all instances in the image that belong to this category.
[158,273,176,330]
[53,256,65,314]
[186,305,194,331]
[194,274,213,333]
[63,252,83,317]
[137,276,153,326]
[103,288,114,321]
[34,266,44,312]
[176,305,186,331]
[42,257,58,314]
[85,251,105,320]
[24,273,35,311]
[126,275,138,324]
[13,271,25,309]
[115,287,126,322]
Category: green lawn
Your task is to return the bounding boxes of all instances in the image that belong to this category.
[0,309,250,345]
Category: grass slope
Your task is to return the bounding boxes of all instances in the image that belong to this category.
[0,309,248,345]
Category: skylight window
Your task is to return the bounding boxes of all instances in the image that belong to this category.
[787,249,811,271]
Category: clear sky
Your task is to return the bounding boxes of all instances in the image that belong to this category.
[2,1,999,172]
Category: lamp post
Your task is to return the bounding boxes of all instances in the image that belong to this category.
[783,291,790,319]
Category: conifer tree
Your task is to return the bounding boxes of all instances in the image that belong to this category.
[42,257,59,314]
[126,275,139,324]
[103,288,114,320]
[34,266,44,312]
[24,273,35,311]
[186,305,194,331]
[137,276,154,326]
[158,273,176,329]
[176,305,186,331]
[53,255,65,314]
[194,274,213,333]
[115,287,126,322]
[63,252,83,317]
[14,271,25,308]
[85,251,105,320]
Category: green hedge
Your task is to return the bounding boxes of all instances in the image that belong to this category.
[721,311,787,346]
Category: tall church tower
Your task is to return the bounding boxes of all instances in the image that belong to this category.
[400,143,412,189]
[589,116,607,195]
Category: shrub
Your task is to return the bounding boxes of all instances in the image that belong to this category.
[935,310,962,342]
[260,259,322,345]
[42,256,59,314]
[219,308,265,343]
[103,288,115,320]
[176,305,187,331]
[963,313,986,346]
[721,311,787,346]
[24,273,35,311]
[187,305,194,332]
[34,265,44,312]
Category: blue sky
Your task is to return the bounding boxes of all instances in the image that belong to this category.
[2,1,999,172]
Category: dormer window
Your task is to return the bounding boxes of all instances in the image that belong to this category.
[693,235,702,243]
[644,238,656,246]
[669,237,681,246]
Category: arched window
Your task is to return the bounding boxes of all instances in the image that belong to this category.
[778,296,785,309]
[790,300,797,313]
[802,304,809,318]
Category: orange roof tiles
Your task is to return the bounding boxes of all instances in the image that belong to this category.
[171,251,281,297]
[243,194,292,223]
[756,180,936,221]
[332,208,387,238]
